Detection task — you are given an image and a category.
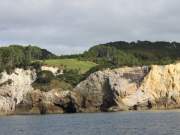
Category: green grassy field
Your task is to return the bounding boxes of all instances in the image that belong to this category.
[43,59,97,74]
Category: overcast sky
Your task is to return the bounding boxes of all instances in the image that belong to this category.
[0,0,180,54]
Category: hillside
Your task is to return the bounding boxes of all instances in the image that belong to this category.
[0,45,56,72]
[82,41,180,66]
[8,45,56,60]
[43,59,97,74]
[1,41,180,81]
[1,42,180,115]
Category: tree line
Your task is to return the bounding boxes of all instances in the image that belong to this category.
[81,41,180,67]
[0,45,55,73]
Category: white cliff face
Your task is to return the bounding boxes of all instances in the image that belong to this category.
[75,63,180,111]
[1,63,180,115]
[0,69,36,114]
[120,63,180,109]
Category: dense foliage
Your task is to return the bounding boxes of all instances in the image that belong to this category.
[36,70,55,83]
[33,70,75,92]
[57,69,83,86]
[0,45,56,73]
[81,41,180,66]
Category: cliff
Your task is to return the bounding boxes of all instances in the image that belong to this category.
[75,63,180,112]
[15,89,78,114]
[0,63,180,115]
[0,69,36,115]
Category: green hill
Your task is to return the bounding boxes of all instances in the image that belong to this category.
[0,45,56,72]
[43,59,97,74]
[82,41,180,66]
[1,41,180,74]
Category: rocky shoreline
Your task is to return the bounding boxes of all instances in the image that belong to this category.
[0,63,180,115]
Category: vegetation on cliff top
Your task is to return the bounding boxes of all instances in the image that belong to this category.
[0,45,55,73]
[32,70,74,91]
[1,41,180,90]
[43,59,97,74]
[1,41,180,73]
[81,41,180,67]
[55,41,180,77]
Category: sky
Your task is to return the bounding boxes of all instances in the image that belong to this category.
[0,0,180,55]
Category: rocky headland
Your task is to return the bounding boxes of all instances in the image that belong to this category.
[0,63,180,115]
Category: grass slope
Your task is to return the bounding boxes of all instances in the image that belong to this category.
[43,59,97,73]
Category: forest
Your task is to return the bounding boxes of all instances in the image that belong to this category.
[81,41,180,67]
[1,41,180,73]
[0,45,55,73]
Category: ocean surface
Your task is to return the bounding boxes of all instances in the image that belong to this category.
[0,111,180,135]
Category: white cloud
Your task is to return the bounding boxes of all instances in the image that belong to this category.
[0,0,180,54]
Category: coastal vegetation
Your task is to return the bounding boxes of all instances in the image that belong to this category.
[0,41,180,91]
[0,45,55,73]
[1,41,180,115]
[81,41,180,67]
[32,70,76,91]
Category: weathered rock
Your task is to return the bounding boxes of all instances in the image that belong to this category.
[1,63,180,115]
[0,69,36,115]
[75,63,180,111]
[16,89,78,114]
[128,63,180,110]
[75,71,113,112]
[74,66,148,112]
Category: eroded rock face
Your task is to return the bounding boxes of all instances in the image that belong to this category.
[0,68,78,115]
[16,89,78,114]
[75,63,180,111]
[131,64,180,110]
[0,69,36,115]
[74,66,148,112]
[1,63,180,115]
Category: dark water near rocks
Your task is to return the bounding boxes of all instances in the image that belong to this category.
[0,111,180,135]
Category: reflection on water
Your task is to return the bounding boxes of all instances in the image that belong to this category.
[0,111,180,135]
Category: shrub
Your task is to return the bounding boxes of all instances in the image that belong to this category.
[50,79,73,90]
[57,69,83,86]
[36,70,54,83]
[32,79,73,92]
[31,61,42,72]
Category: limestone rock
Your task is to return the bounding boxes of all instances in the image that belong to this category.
[16,89,78,114]
[75,63,180,111]
[0,69,36,115]
[1,63,180,115]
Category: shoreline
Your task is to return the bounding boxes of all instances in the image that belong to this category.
[1,108,180,117]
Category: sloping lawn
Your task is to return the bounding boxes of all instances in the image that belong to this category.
[43,59,97,74]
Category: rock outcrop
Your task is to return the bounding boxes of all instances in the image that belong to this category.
[16,89,78,114]
[0,68,78,115]
[0,69,36,115]
[75,63,180,112]
[1,63,180,115]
